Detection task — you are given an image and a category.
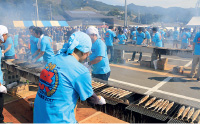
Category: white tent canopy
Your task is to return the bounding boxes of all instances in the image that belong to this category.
[187,17,200,26]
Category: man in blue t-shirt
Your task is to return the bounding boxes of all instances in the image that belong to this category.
[87,26,111,81]
[29,26,43,62]
[173,27,179,48]
[117,30,127,45]
[131,27,145,62]
[181,28,191,49]
[32,27,54,64]
[152,27,163,47]
[105,26,117,62]
[130,27,137,44]
[144,28,151,45]
[188,32,200,81]
[33,32,106,123]
[3,36,15,60]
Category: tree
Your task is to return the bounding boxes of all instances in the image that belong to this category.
[106,9,120,16]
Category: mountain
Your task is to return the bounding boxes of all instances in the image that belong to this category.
[128,3,196,24]
[0,0,197,26]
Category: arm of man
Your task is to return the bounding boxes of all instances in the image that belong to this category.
[32,49,40,58]
[90,56,103,65]
[33,51,44,62]
[2,44,11,54]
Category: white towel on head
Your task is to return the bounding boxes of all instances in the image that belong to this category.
[0,25,8,42]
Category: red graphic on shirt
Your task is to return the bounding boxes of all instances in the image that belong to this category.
[106,32,110,37]
[40,69,54,84]
[39,69,55,93]
[197,37,200,44]
[159,34,162,40]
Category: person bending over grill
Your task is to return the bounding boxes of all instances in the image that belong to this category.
[0,25,8,123]
[31,27,54,64]
[86,26,111,81]
[152,27,163,47]
[33,32,106,123]
[29,26,43,62]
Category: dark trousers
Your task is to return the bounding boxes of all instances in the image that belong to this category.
[132,51,142,61]
[0,93,4,123]
[92,72,110,81]
[4,55,15,60]
[107,46,114,61]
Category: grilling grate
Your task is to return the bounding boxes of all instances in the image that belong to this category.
[167,118,185,123]
[168,105,200,123]
[126,96,180,121]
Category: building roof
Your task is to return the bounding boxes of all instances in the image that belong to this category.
[187,17,200,26]
[65,11,113,19]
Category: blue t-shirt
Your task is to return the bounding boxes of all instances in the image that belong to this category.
[33,55,93,123]
[14,35,19,48]
[181,32,190,43]
[173,31,179,40]
[89,39,111,74]
[131,31,137,40]
[136,32,145,45]
[3,37,15,57]
[145,31,151,39]
[30,35,43,62]
[117,34,127,44]
[0,48,3,84]
[160,30,166,40]
[152,32,162,47]
[105,29,116,46]
[193,32,200,55]
[40,36,55,63]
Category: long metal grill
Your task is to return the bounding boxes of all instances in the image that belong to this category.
[126,96,180,121]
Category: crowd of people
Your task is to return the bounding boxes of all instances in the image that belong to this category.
[0,24,200,123]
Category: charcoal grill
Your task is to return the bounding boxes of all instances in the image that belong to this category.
[126,95,180,121]
[168,105,200,123]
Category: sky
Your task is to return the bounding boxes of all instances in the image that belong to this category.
[95,0,198,8]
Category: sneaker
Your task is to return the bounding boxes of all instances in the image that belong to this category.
[137,60,140,63]
[197,78,200,81]
[129,59,134,61]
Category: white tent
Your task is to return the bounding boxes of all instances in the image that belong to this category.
[187,17,200,26]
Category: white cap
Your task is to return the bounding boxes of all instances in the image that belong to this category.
[0,25,8,42]
[86,26,99,35]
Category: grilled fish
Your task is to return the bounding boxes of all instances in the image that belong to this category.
[160,101,169,114]
[181,106,190,120]
[118,91,132,98]
[187,108,195,121]
[175,106,185,119]
[157,100,168,112]
[116,90,129,98]
[165,102,174,114]
[144,97,156,108]
[153,99,164,111]
[136,95,149,106]
[191,109,200,123]
[147,99,162,109]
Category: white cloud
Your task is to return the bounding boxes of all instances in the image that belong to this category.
[95,0,198,8]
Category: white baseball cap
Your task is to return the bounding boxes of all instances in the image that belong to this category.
[0,25,8,42]
[86,26,99,35]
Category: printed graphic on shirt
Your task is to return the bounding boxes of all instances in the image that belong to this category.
[159,34,162,40]
[38,62,59,102]
[197,37,200,44]
[106,32,110,37]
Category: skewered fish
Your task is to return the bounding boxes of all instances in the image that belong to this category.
[165,102,174,114]
[136,95,149,106]
[147,99,162,109]
[117,91,131,98]
[157,100,169,112]
[175,106,185,119]
[187,108,195,121]
[116,90,129,97]
[144,97,156,108]
[153,99,164,111]
[181,106,190,120]
[160,101,169,114]
[191,109,200,123]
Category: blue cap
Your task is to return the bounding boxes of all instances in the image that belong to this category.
[66,31,92,55]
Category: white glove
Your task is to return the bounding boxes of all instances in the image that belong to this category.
[0,85,7,93]
[98,96,106,105]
